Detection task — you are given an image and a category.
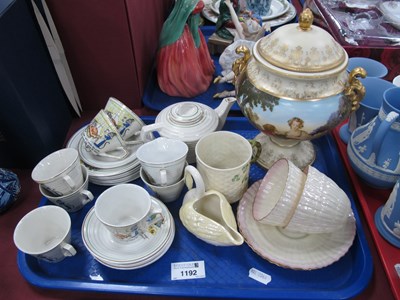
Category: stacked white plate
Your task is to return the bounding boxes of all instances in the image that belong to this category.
[202,0,297,28]
[81,197,175,270]
[66,126,145,185]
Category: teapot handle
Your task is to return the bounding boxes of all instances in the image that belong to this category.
[371,111,399,163]
[140,123,163,142]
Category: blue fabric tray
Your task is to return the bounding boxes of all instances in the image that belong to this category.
[17,117,373,299]
[142,26,242,112]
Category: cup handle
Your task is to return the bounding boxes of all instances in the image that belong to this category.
[184,165,206,201]
[249,139,262,163]
[61,242,77,257]
[140,123,163,142]
[80,190,94,205]
[98,147,128,159]
[63,175,76,190]
[124,131,145,145]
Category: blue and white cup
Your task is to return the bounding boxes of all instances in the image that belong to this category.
[375,180,400,248]
[39,165,93,213]
[104,97,145,143]
[82,110,128,160]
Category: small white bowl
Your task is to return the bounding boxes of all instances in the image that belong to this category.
[252,159,306,226]
[284,165,354,233]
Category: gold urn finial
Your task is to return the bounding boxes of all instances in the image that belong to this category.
[299,8,314,31]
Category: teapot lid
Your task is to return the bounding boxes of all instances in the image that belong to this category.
[155,102,219,141]
[255,9,346,73]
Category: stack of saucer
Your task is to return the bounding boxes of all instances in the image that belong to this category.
[66,126,143,185]
[81,197,175,270]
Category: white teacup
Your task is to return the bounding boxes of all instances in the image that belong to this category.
[195,131,261,203]
[104,97,145,143]
[13,206,77,263]
[136,137,188,186]
[140,164,187,203]
[284,165,353,233]
[94,184,152,241]
[39,165,93,212]
[31,148,84,196]
[82,109,128,159]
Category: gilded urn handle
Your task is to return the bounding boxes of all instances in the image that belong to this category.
[233,45,251,83]
[344,67,367,111]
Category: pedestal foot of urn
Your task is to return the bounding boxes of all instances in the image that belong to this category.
[254,133,315,170]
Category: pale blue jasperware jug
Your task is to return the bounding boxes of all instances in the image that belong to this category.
[347,87,400,189]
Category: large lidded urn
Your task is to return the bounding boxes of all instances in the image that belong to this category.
[233,8,366,170]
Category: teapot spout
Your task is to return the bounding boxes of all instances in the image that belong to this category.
[215,97,236,130]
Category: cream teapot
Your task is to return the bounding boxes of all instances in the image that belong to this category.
[140,98,235,163]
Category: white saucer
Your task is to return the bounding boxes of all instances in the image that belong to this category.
[67,126,142,184]
[267,3,296,27]
[66,125,85,149]
[94,220,175,270]
[237,181,356,270]
[88,170,140,186]
[78,138,142,169]
[82,198,174,268]
[262,0,290,21]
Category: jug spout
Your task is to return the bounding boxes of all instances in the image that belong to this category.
[215,97,236,130]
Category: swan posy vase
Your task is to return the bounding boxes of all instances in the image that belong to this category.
[179,166,244,246]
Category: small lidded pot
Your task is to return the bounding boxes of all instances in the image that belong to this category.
[233,8,367,169]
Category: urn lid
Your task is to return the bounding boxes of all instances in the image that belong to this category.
[256,8,346,73]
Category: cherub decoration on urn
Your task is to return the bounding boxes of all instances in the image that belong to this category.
[233,9,367,170]
[157,0,215,98]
